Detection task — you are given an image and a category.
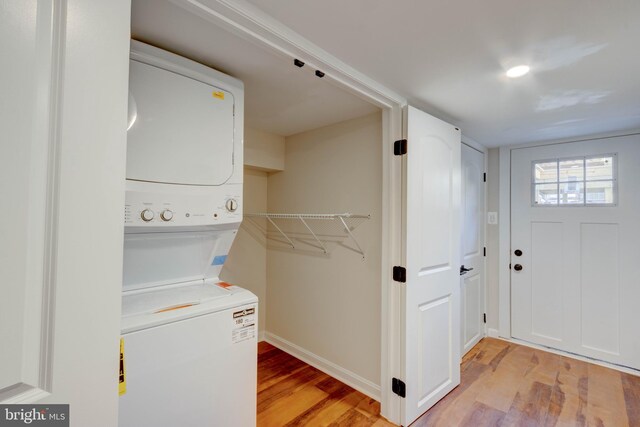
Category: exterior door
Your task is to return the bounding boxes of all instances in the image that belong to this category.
[0,1,130,425]
[511,135,640,369]
[460,144,485,355]
[402,106,461,425]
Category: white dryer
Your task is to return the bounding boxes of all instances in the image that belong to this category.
[118,41,256,427]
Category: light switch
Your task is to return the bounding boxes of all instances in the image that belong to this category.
[488,212,498,225]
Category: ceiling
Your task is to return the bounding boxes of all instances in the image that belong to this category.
[131,0,379,137]
[245,0,640,146]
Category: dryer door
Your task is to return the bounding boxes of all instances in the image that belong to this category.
[126,60,235,186]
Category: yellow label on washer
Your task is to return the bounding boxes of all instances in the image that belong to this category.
[119,337,126,396]
[212,91,225,100]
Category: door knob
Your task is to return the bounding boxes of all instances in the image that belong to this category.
[514,249,523,256]
[514,264,523,271]
[460,265,474,276]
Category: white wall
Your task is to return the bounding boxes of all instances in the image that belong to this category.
[265,112,383,389]
[486,148,500,331]
[222,168,269,335]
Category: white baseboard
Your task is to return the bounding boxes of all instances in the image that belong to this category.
[258,330,266,343]
[487,328,500,338]
[263,332,381,401]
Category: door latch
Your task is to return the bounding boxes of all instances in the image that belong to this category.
[460,265,474,276]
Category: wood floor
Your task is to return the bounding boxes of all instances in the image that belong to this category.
[257,341,394,426]
[414,338,640,427]
[258,338,640,427]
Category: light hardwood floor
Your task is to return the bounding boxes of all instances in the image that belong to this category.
[414,338,640,427]
[257,338,640,426]
[257,341,394,426]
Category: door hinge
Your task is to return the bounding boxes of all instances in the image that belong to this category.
[483,172,487,182]
[483,247,486,257]
[392,378,406,398]
[394,139,407,156]
[509,263,512,270]
[483,313,487,324]
[393,266,406,283]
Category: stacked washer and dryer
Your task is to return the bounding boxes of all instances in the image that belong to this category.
[118,41,257,427]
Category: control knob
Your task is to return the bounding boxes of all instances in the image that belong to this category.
[225,198,238,212]
[160,209,173,221]
[141,209,154,222]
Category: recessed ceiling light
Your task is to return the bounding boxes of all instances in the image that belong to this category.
[506,65,530,78]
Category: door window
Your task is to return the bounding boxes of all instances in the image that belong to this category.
[532,154,616,206]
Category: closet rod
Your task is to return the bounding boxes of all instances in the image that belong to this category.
[245,213,369,220]
[244,213,370,258]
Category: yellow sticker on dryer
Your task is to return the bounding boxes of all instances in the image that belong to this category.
[212,91,225,100]
[119,337,126,396]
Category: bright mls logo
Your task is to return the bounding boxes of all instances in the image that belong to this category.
[0,405,69,426]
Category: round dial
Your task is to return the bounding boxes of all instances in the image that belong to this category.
[160,209,174,221]
[141,209,154,222]
[225,198,238,212]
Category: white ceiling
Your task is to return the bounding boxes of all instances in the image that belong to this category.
[131,0,379,136]
[245,0,640,146]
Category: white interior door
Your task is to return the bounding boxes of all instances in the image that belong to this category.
[511,135,640,369]
[401,106,461,426]
[460,144,485,355]
[1,1,130,424]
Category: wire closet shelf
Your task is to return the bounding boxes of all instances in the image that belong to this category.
[244,213,370,259]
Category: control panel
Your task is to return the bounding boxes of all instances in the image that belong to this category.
[124,184,242,227]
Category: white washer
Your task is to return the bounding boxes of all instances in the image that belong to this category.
[119,283,257,427]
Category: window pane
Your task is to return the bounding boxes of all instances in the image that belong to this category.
[534,183,558,205]
[586,181,615,204]
[559,181,584,205]
[534,161,558,183]
[559,158,584,182]
[586,156,614,181]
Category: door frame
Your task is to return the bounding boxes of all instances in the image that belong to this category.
[164,0,407,422]
[2,2,131,425]
[461,137,489,352]
[1,1,64,404]
[497,130,640,342]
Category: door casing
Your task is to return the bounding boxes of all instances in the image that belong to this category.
[508,136,639,370]
[1,2,131,426]
[497,132,640,363]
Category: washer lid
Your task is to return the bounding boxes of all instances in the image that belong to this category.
[122,282,230,318]
[121,284,258,334]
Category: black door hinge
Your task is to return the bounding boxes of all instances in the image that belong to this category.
[394,139,407,156]
[483,247,486,257]
[483,172,487,182]
[509,263,512,270]
[392,378,406,398]
[483,313,487,324]
[393,266,406,283]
